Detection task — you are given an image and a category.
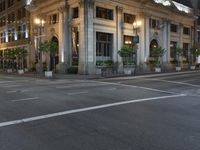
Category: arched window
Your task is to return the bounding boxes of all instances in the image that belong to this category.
[50,36,59,71]
[150,39,158,57]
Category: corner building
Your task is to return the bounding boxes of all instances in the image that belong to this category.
[26,0,195,74]
[0,0,30,69]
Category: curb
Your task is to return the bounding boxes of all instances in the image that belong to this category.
[99,70,200,81]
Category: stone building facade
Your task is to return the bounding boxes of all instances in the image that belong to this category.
[0,0,196,74]
[0,0,30,69]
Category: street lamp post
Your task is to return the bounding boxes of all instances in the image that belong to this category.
[35,18,45,74]
[132,20,141,75]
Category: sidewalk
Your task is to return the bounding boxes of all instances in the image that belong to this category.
[1,69,199,80]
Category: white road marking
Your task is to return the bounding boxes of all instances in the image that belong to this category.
[3,85,21,88]
[7,91,17,93]
[20,90,30,93]
[107,88,117,91]
[149,79,200,88]
[11,97,39,102]
[0,94,186,128]
[0,81,15,84]
[94,81,176,94]
[67,91,88,96]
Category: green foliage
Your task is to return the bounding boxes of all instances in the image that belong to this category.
[104,60,113,67]
[174,47,183,57]
[15,48,28,59]
[67,66,78,74]
[96,60,113,67]
[172,46,183,66]
[39,41,58,55]
[15,48,28,69]
[151,46,166,58]
[150,46,166,67]
[170,60,178,65]
[118,45,135,57]
[123,60,136,66]
[190,47,200,56]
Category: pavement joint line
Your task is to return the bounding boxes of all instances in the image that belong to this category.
[94,81,176,94]
[11,97,40,102]
[0,94,186,128]
[2,85,22,88]
[7,91,17,93]
[55,83,107,89]
[107,88,117,91]
[67,91,88,96]
[0,81,15,84]
[148,79,200,88]
[20,90,30,93]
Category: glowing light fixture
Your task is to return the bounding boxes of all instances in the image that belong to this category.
[154,0,171,6]
[26,0,32,5]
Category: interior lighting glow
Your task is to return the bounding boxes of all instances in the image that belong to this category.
[26,0,32,5]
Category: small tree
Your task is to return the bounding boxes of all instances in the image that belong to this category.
[118,45,136,66]
[150,46,166,67]
[173,46,183,67]
[39,41,58,71]
[15,48,28,70]
[190,47,200,65]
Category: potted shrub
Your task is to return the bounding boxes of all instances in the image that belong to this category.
[39,41,58,77]
[190,47,200,69]
[118,45,136,75]
[15,48,28,74]
[4,50,12,73]
[96,60,114,75]
[173,46,183,71]
[150,46,166,72]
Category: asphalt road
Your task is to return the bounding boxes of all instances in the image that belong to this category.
[0,72,200,150]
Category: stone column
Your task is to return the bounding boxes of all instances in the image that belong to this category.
[166,20,171,63]
[78,0,95,74]
[179,23,183,48]
[116,6,123,73]
[138,13,145,65]
[145,15,150,62]
[57,5,66,73]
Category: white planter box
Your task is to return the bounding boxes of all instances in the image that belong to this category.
[7,69,12,73]
[197,56,200,64]
[45,71,53,77]
[96,68,102,75]
[24,68,28,72]
[155,67,161,72]
[123,68,135,75]
[176,67,181,71]
[190,66,196,70]
[18,69,24,74]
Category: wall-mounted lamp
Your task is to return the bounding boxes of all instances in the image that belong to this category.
[133,20,141,44]
[133,20,142,35]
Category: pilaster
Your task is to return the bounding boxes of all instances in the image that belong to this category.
[138,12,145,65]
[116,6,123,73]
[78,0,95,74]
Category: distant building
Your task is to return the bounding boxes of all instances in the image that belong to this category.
[0,0,197,74]
[0,0,30,69]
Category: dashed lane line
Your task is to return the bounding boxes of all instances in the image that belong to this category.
[0,94,186,128]
[11,97,39,102]
[67,91,88,96]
